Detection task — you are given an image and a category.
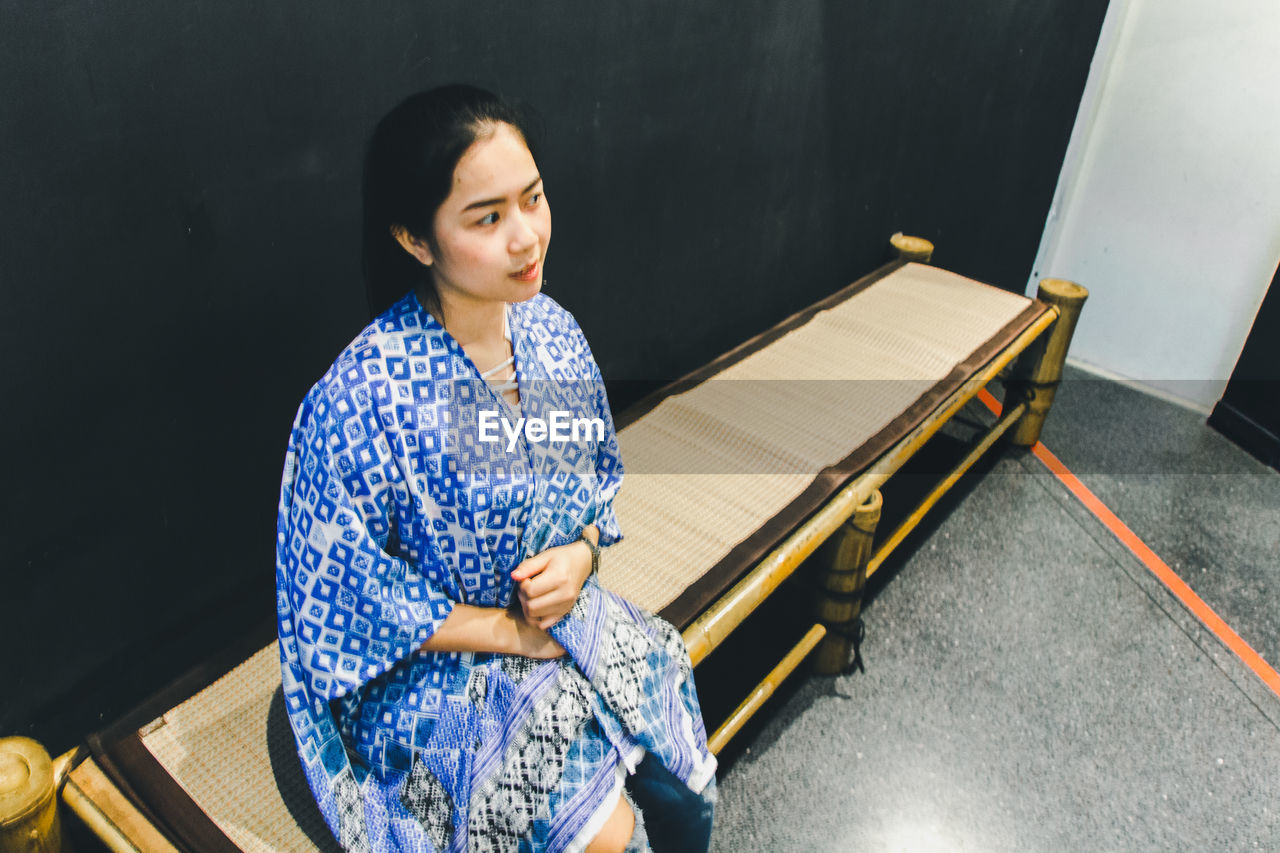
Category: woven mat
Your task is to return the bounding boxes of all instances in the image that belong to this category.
[141,645,337,852]
[138,261,1031,850]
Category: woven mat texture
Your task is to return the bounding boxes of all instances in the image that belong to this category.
[141,645,331,852]
[139,261,1030,848]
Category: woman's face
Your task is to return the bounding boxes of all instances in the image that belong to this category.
[424,122,551,310]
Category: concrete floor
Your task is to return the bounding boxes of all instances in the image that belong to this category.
[710,368,1280,851]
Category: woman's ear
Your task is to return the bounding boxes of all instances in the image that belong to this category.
[391,224,433,266]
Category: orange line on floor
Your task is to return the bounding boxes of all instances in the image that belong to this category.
[977,388,1280,698]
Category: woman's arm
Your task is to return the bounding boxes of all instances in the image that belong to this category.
[279,384,462,700]
[420,602,566,658]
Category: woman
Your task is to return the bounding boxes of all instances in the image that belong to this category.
[275,85,716,853]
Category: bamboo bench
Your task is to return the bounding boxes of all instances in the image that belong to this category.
[41,235,1085,851]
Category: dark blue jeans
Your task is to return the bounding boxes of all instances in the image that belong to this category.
[625,754,715,853]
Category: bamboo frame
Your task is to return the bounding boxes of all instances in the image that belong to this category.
[62,757,180,853]
[0,738,68,853]
[812,491,881,674]
[707,624,827,754]
[865,398,1028,580]
[681,478,872,667]
[889,232,935,263]
[1003,277,1089,446]
[682,304,1059,667]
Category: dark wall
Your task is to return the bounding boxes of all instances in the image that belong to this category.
[1210,263,1280,470]
[1,0,1110,750]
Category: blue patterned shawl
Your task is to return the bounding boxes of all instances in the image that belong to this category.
[276,291,716,852]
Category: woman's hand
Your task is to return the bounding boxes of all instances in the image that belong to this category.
[510,529,597,630]
[510,606,567,659]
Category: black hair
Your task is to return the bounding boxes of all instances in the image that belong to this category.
[362,84,541,320]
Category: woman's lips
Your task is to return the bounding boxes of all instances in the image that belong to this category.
[510,261,539,282]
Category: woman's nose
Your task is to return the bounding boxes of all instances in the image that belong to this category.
[507,211,539,254]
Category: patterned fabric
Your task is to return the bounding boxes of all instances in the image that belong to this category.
[276,291,716,852]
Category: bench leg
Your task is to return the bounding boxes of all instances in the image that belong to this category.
[1004,277,1089,446]
[813,489,882,675]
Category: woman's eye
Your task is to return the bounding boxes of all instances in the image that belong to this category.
[478,212,499,226]
[525,192,542,207]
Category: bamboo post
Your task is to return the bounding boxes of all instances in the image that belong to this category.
[1003,278,1089,446]
[0,737,70,853]
[889,233,934,263]
[812,489,882,675]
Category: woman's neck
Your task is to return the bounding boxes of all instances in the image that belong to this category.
[435,291,518,405]
[429,286,508,350]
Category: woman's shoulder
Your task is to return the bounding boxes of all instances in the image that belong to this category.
[512,292,590,349]
[311,291,444,403]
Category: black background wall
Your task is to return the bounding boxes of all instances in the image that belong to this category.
[1,0,1110,751]
[1210,263,1280,470]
